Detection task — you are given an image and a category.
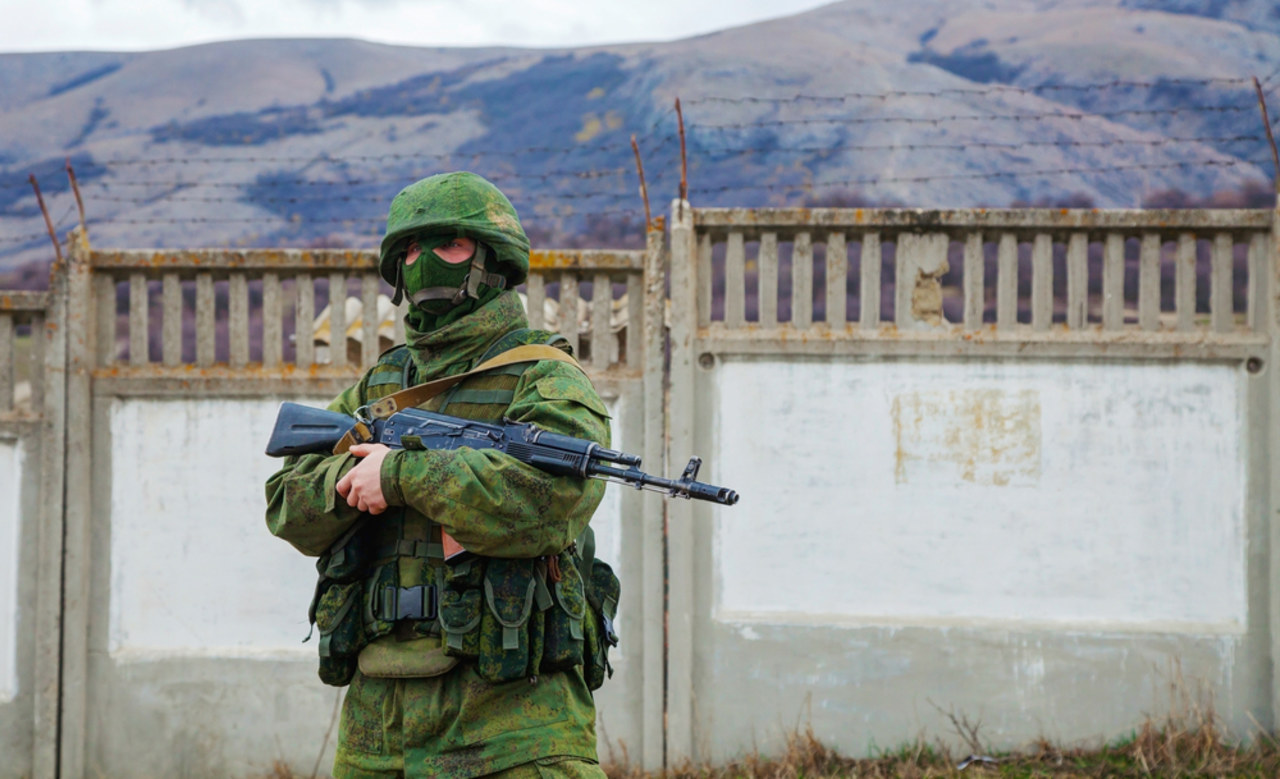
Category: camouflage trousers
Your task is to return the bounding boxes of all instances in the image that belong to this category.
[334,755,606,779]
[331,666,601,779]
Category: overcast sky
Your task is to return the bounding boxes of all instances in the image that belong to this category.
[0,0,837,52]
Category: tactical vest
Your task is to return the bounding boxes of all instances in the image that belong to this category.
[309,329,619,689]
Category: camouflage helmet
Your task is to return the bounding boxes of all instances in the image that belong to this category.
[378,171,530,299]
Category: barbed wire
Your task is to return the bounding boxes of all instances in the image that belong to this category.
[0,231,49,246]
[85,205,643,228]
[684,77,1254,106]
[0,201,75,246]
[0,101,1257,193]
[83,186,640,206]
[83,193,408,204]
[80,161,635,183]
[692,104,1256,131]
[80,170,639,189]
[696,134,1265,158]
[1262,63,1280,88]
[67,135,664,170]
[67,134,1265,193]
[2,137,675,192]
[90,215,385,225]
[688,158,1264,195]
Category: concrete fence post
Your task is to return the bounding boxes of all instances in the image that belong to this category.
[1269,202,1280,729]
[666,200,696,765]
[640,222,668,770]
[60,228,94,779]
[32,247,69,779]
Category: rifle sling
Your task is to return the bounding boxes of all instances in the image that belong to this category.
[332,344,585,454]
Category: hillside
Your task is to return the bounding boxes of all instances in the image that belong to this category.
[0,0,1276,270]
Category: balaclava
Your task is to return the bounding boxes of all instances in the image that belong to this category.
[398,233,506,332]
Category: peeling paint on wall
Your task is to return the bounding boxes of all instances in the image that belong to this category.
[892,388,1041,486]
[0,441,21,703]
[712,358,1246,630]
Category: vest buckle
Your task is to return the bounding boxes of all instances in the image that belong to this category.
[379,584,439,621]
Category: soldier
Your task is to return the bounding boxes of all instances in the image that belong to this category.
[265,171,614,778]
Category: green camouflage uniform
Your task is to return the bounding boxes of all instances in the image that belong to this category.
[265,173,609,779]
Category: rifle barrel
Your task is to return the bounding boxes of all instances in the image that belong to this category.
[588,462,740,506]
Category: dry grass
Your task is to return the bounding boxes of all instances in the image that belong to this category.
[257,670,1280,779]
[603,701,1280,778]
[259,709,1280,779]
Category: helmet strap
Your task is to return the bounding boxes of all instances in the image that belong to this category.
[389,257,405,306]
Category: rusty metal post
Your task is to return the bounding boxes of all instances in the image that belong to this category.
[65,159,88,239]
[675,99,688,220]
[631,134,653,229]
[1254,76,1280,196]
[28,176,63,265]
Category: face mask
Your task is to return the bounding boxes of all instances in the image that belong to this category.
[401,234,472,314]
[398,234,509,333]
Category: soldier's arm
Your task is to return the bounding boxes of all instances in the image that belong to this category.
[264,380,367,556]
[379,360,609,558]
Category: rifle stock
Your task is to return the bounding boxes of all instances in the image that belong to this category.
[266,403,360,457]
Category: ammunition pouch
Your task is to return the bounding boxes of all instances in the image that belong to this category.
[540,551,587,673]
[305,520,386,687]
[437,548,619,687]
[439,557,484,659]
[478,558,545,682]
[582,559,620,691]
[306,523,620,689]
[313,579,366,686]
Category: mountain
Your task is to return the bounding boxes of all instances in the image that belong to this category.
[0,0,1276,271]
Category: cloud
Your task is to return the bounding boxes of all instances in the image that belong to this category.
[0,0,837,52]
[180,0,247,26]
[292,0,404,5]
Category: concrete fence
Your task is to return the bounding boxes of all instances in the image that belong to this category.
[4,202,1280,776]
[667,203,1280,763]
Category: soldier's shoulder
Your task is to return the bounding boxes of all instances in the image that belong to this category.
[487,327,571,356]
[518,359,607,418]
[374,342,412,366]
[354,343,412,400]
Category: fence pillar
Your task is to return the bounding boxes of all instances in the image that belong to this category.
[32,252,69,779]
[640,223,667,770]
[666,201,696,765]
[1270,202,1280,730]
[60,228,95,779]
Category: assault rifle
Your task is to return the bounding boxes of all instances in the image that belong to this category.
[266,402,740,506]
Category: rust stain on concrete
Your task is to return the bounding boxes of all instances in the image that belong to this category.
[892,388,1041,486]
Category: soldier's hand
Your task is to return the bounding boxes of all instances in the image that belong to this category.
[336,443,392,514]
